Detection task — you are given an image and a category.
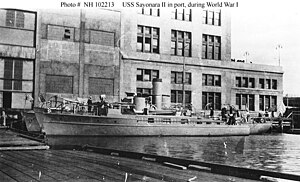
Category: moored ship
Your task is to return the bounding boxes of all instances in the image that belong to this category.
[34,107,252,137]
[33,79,272,138]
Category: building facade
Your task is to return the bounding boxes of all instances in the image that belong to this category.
[0,9,36,110]
[0,8,283,113]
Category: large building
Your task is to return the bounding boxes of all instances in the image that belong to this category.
[0,8,283,113]
[0,9,36,110]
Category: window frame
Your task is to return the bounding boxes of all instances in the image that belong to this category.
[203,74,221,87]
[203,9,221,26]
[136,68,159,82]
[137,25,160,53]
[236,94,255,111]
[172,9,192,21]
[202,92,221,110]
[139,8,160,16]
[171,30,191,57]
[171,71,192,85]
[5,10,25,28]
[202,34,221,60]
[171,90,192,104]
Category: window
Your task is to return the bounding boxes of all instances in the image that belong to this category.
[47,25,75,41]
[271,96,277,109]
[171,71,191,85]
[202,92,221,110]
[139,8,160,16]
[171,30,191,57]
[259,95,264,111]
[90,30,115,46]
[272,79,277,90]
[236,94,255,111]
[16,11,25,28]
[266,79,271,89]
[242,77,248,88]
[89,77,114,95]
[259,95,277,111]
[46,75,73,94]
[185,90,192,104]
[136,69,159,82]
[172,9,192,21]
[259,78,276,90]
[64,29,71,39]
[236,77,255,88]
[5,10,25,28]
[203,9,221,26]
[4,60,13,90]
[249,95,255,111]
[13,60,23,90]
[236,77,241,87]
[249,78,255,88]
[3,59,23,90]
[203,74,221,86]
[171,90,191,104]
[265,96,270,110]
[137,25,159,53]
[202,34,221,60]
[259,78,264,89]
[6,10,15,27]
[185,72,192,84]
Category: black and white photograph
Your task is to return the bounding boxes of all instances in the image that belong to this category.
[0,0,299,181]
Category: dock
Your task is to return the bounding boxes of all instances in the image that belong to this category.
[0,129,299,182]
[0,148,261,182]
[0,129,48,151]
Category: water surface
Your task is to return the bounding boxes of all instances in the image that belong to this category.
[48,133,300,175]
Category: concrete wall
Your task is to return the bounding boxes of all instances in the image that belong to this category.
[36,9,121,102]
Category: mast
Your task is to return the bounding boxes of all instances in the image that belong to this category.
[182,56,185,108]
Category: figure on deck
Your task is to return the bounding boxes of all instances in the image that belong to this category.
[228,105,236,125]
[87,96,93,113]
[97,95,108,116]
[221,107,227,122]
[209,107,214,118]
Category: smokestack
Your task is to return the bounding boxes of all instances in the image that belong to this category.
[152,78,162,110]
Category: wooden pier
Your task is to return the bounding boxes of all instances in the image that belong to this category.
[0,148,261,182]
[0,129,48,151]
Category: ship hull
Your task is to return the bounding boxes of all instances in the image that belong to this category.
[249,123,272,135]
[34,108,254,137]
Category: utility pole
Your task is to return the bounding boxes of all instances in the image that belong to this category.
[182,44,190,108]
[276,44,283,66]
[78,9,86,97]
[182,56,185,108]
